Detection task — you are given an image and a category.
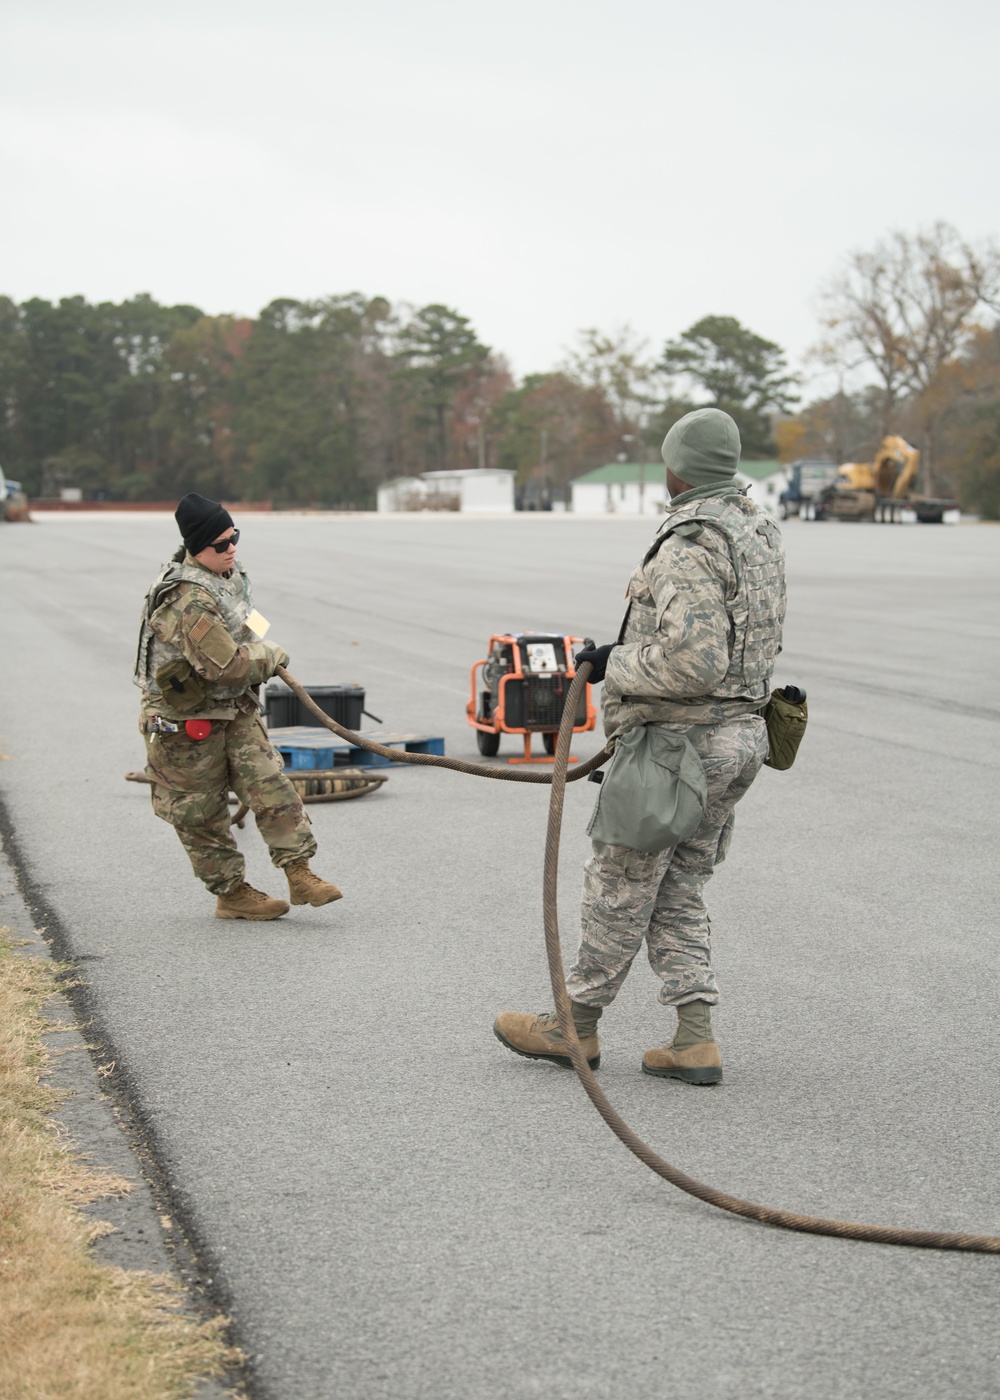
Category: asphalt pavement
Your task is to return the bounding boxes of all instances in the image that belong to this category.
[1,510,998,1400]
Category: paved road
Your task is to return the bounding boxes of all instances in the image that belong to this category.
[1,512,998,1399]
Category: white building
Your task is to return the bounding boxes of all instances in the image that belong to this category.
[569,460,788,517]
[376,477,426,512]
[738,461,789,517]
[377,468,515,514]
[570,463,667,516]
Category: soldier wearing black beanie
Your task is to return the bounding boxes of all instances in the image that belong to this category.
[175,493,235,558]
[132,499,344,921]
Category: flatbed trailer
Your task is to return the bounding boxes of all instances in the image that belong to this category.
[815,485,958,523]
[875,494,958,524]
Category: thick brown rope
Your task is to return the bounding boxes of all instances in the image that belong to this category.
[274,666,611,783]
[543,668,1000,1253]
[276,665,999,1252]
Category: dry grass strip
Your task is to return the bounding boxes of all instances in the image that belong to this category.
[0,925,242,1399]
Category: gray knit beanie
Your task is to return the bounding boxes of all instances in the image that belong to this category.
[661,408,741,487]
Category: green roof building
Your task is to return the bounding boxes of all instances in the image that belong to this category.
[569,460,786,516]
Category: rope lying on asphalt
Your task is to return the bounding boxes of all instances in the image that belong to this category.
[276,665,1000,1254]
[274,665,611,783]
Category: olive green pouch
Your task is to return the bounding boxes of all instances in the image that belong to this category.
[587,724,708,853]
[763,687,808,771]
[154,658,211,713]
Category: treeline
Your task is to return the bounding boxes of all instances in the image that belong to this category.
[0,294,793,507]
[1,221,998,514]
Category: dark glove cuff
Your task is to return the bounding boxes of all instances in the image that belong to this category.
[574,642,618,683]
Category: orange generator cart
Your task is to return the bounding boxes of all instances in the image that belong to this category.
[467,632,597,764]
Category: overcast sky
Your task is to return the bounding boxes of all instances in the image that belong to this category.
[2,0,997,398]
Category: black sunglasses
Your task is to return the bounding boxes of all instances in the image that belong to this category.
[208,529,240,553]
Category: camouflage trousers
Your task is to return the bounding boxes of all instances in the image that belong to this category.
[566,715,768,1009]
[143,711,316,895]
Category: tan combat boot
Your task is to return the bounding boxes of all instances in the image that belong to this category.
[493,1009,601,1070]
[285,861,343,907]
[641,1039,722,1085]
[215,882,290,921]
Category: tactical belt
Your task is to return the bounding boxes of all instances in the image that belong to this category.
[146,716,214,741]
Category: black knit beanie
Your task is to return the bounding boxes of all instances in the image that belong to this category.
[175,493,234,556]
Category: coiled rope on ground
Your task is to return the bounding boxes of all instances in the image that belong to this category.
[275,664,1000,1254]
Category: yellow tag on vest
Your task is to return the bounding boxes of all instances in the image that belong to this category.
[245,609,270,638]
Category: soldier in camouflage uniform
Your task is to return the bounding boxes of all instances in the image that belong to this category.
[495,409,786,1083]
[136,493,343,921]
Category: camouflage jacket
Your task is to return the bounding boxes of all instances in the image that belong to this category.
[601,492,786,739]
[134,554,275,722]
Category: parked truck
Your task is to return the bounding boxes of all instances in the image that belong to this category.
[814,436,958,524]
[0,465,30,522]
[779,460,842,518]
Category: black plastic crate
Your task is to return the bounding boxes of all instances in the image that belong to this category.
[264,681,365,731]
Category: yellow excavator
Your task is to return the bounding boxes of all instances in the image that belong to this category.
[815,436,957,523]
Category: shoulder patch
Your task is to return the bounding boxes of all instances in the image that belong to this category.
[669,521,704,539]
[188,616,239,668]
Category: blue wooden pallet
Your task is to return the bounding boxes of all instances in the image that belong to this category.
[269,726,445,770]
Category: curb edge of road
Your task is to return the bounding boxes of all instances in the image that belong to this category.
[0,792,253,1400]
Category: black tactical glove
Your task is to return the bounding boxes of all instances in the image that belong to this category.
[574,642,619,684]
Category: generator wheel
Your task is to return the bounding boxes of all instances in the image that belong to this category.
[476,728,501,757]
[542,732,557,756]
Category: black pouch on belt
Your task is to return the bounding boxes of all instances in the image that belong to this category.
[154,658,212,713]
[762,685,808,771]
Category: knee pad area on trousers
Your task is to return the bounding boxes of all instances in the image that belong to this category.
[151,784,228,830]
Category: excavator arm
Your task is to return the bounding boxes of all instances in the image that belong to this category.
[873,436,919,499]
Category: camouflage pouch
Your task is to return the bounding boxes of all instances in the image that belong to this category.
[763,686,808,771]
[154,658,212,713]
[587,724,708,853]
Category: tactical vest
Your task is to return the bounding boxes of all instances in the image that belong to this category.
[134,558,254,704]
[624,493,786,702]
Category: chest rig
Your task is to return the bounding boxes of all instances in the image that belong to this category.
[134,558,254,703]
[622,494,785,700]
